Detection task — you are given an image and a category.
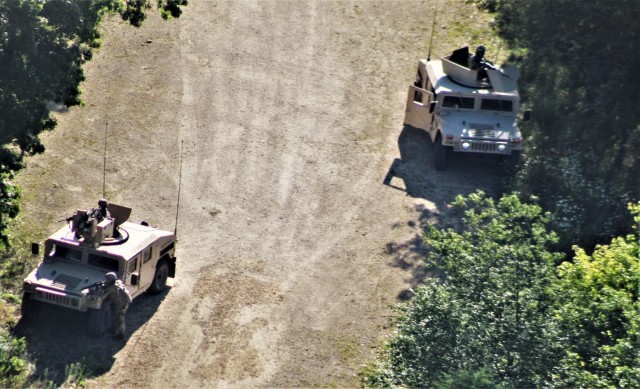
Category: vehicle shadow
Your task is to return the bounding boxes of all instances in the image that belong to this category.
[383,125,506,297]
[13,287,171,386]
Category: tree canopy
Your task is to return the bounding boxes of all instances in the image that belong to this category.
[476,0,640,249]
[0,0,187,248]
[550,203,640,387]
[364,192,564,387]
[364,193,640,387]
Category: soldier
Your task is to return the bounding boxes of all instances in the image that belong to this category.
[104,272,132,339]
[91,198,110,223]
[469,45,498,81]
[469,45,487,70]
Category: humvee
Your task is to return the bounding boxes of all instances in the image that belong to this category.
[404,46,530,170]
[21,200,177,335]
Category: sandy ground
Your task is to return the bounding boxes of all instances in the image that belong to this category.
[14,1,501,387]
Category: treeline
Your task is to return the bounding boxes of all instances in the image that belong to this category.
[0,1,186,386]
[364,1,640,386]
[0,0,187,249]
[483,0,640,249]
[364,192,640,387]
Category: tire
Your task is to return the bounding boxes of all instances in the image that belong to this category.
[148,260,169,295]
[434,139,448,171]
[88,298,114,337]
[21,293,41,324]
[503,150,521,175]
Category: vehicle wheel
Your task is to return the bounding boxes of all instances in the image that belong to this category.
[148,260,169,295]
[21,293,41,324]
[88,298,114,337]
[503,150,521,174]
[434,140,448,171]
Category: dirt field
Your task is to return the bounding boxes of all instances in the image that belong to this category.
[15,1,501,387]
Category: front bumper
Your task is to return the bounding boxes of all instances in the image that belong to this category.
[24,286,103,312]
[450,139,520,155]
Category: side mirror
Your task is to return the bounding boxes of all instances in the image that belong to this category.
[31,243,39,256]
[130,273,139,286]
[429,101,437,114]
[522,110,532,122]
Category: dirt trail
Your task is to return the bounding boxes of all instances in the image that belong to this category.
[15,1,499,387]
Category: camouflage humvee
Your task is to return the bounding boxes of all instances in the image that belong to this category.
[404,46,531,171]
[21,200,177,336]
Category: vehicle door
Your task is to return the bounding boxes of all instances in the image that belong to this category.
[404,85,434,131]
[404,62,435,131]
[124,254,142,298]
[138,246,156,291]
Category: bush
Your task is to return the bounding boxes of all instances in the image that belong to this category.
[364,196,640,388]
[0,334,28,388]
[363,192,564,387]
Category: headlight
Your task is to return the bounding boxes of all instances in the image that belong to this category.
[461,142,471,150]
[498,144,506,152]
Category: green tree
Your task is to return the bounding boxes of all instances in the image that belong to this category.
[364,197,640,388]
[0,0,187,248]
[433,368,499,389]
[363,192,565,388]
[0,1,186,385]
[550,202,640,387]
[474,0,640,249]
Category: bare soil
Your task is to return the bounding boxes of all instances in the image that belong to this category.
[14,1,501,387]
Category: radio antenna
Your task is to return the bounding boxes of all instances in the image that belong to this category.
[103,122,108,198]
[427,0,439,61]
[494,41,502,65]
[174,140,184,236]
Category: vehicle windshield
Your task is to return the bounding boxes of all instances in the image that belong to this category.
[442,96,475,109]
[50,244,82,261]
[88,253,120,272]
[480,98,513,112]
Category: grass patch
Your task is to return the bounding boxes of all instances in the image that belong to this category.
[334,333,360,364]
[431,1,507,65]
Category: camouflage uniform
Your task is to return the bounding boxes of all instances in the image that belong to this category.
[104,278,132,339]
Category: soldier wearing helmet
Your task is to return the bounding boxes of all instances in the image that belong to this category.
[469,45,498,81]
[469,45,487,70]
[103,272,132,339]
[91,198,110,222]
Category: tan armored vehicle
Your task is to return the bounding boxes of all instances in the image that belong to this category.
[21,200,177,335]
[404,46,530,170]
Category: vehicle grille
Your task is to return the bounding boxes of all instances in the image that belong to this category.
[469,141,499,152]
[34,287,80,309]
[52,274,84,290]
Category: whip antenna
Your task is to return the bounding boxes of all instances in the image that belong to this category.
[174,140,184,236]
[427,0,439,61]
[494,41,502,64]
[103,123,108,198]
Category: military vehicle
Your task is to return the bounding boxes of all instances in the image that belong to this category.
[404,46,530,170]
[21,199,177,336]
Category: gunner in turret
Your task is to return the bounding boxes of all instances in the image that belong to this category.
[90,198,110,223]
[469,45,498,81]
[469,45,491,70]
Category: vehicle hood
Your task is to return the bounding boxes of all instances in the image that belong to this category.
[439,111,521,140]
[24,261,108,294]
